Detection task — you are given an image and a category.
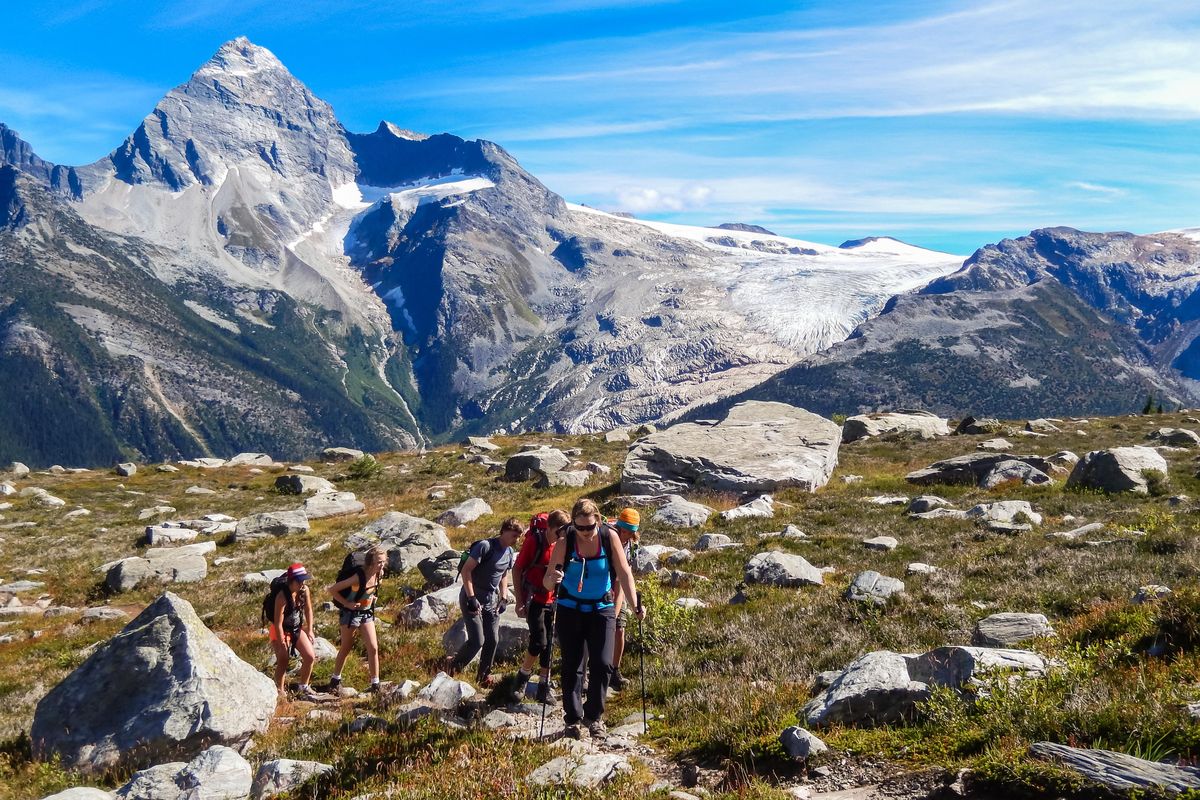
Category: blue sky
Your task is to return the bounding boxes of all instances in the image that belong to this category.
[3,0,1199,254]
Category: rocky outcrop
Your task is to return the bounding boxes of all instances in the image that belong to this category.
[841,411,950,443]
[233,511,310,541]
[1066,447,1170,494]
[972,612,1055,646]
[1030,742,1200,793]
[32,593,276,773]
[104,543,213,592]
[346,512,451,573]
[273,475,336,495]
[435,498,492,527]
[622,402,840,495]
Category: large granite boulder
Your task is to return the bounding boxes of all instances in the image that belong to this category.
[905,452,1054,487]
[104,543,214,593]
[805,646,1047,727]
[32,593,276,774]
[233,510,310,542]
[273,475,336,495]
[399,582,462,626]
[504,448,570,481]
[435,498,492,527]
[1147,428,1200,448]
[1029,742,1200,793]
[842,412,950,444]
[1066,447,1170,494]
[344,512,451,573]
[115,745,252,800]
[621,401,840,496]
[418,550,462,589]
[744,552,824,588]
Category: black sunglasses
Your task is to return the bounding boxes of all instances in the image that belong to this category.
[575,522,597,531]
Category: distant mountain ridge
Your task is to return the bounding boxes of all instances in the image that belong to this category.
[0,37,964,466]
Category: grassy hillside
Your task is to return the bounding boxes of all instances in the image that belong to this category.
[2,410,1200,799]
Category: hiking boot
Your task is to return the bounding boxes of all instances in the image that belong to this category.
[562,723,584,740]
[610,669,628,691]
[536,682,556,705]
[294,685,321,701]
[366,682,381,694]
[479,673,498,689]
[328,676,342,691]
[584,718,607,740]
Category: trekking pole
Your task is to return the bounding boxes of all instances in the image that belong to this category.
[637,599,648,735]
[538,600,558,739]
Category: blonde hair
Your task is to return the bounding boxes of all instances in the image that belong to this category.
[571,498,600,520]
[366,546,387,568]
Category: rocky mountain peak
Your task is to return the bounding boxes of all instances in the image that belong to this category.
[193,36,287,80]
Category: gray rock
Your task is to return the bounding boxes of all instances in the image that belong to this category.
[977,438,1013,451]
[242,570,286,590]
[227,452,274,467]
[105,544,212,592]
[905,563,939,576]
[1029,741,1200,793]
[907,495,951,514]
[527,753,632,788]
[1067,447,1170,494]
[322,447,364,462]
[82,607,129,623]
[115,762,187,800]
[303,491,364,519]
[399,582,462,626]
[846,571,905,605]
[744,552,823,588]
[842,411,950,443]
[175,746,253,800]
[505,448,570,481]
[866,495,908,505]
[780,726,828,760]
[346,512,451,574]
[1047,450,1080,470]
[1148,428,1200,447]
[442,606,528,662]
[1133,585,1172,604]
[185,486,217,496]
[604,429,630,443]
[1046,521,1106,541]
[233,510,310,541]
[464,436,499,452]
[666,549,694,566]
[435,498,493,527]
[145,527,199,546]
[980,459,1053,489]
[954,417,1004,435]
[586,462,612,475]
[803,651,929,726]
[0,579,45,593]
[9,462,30,477]
[417,672,476,710]
[720,494,774,521]
[622,401,840,496]
[39,789,114,800]
[862,536,898,552]
[652,495,713,528]
[965,500,1042,526]
[274,475,336,495]
[33,593,276,774]
[417,550,462,589]
[695,533,733,551]
[906,646,1048,687]
[250,759,333,800]
[535,470,591,488]
[629,547,661,575]
[778,524,808,538]
[138,506,177,521]
[906,452,1055,487]
[1025,418,1060,433]
[972,612,1055,646]
[115,463,138,477]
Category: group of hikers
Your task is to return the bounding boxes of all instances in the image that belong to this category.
[264,498,645,739]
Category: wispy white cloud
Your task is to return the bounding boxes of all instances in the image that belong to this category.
[1069,181,1125,196]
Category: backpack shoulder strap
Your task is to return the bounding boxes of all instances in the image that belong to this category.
[600,525,618,586]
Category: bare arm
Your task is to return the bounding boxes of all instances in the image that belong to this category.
[607,530,641,617]
[461,558,478,598]
[302,587,314,638]
[543,539,567,593]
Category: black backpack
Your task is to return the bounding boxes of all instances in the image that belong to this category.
[457,537,508,579]
[335,552,370,608]
[261,574,294,627]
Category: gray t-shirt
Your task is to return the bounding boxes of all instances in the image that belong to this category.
[464,537,514,602]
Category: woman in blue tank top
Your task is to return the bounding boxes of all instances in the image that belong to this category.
[544,497,644,740]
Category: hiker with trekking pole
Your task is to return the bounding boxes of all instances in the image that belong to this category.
[511,509,570,705]
[543,498,644,740]
[609,507,640,692]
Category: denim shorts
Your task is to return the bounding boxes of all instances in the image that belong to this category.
[339,607,374,628]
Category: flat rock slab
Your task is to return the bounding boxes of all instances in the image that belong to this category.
[233,511,310,541]
[303,492,364,520]
[1030,741,1200,793]
[505,448,570,481]
[972,612,1054,647]
[654,496,713,528]
[621,401,840,496]
[842,412,950,444]
[435,498,493,527]
[966,501,1042,526]
[274,475,336,495]
[906,452,1054,487]
[720,494,775,521]
[862,536,898,552]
